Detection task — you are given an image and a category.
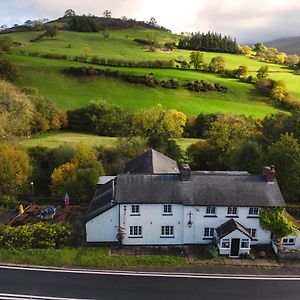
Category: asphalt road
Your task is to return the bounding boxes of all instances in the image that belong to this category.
[0,266,300,300]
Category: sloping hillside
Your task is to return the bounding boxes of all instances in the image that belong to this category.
[266,36,300,55]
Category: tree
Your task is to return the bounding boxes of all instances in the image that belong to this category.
[271,80,288,102]
[33,20,44,31]
[149,17,158,27]
[64,9,76,18]
[189,51,204,70]
[256,65,269,79]
[241,45,252,55]
[209,56,225,73]
[235,65,248,78]
[208,115,260,168]
[260,208,295,242]
[254,42,266,53]
[0,143,31,198]
[134,104,186,151]
[0,80,33,139]
[0,58,20,81]
[51,144,105,203]
[44,25,58,38]
[266,133,300,202]
[103,10,112,18]
[81,47,92,62]
[102,28,110,40]
[0,37,13,51]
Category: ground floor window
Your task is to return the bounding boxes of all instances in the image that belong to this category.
[282,238,295,245]
[204,227,215,238]
[221,239,230,248]
[129,226,142,237]
[240,239,250,249]
[161,225,174,237]
[247,228,257,238]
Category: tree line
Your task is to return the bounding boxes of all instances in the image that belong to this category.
[178,31,240,54]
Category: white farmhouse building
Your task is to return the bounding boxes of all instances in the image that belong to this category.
[85,149,288,257]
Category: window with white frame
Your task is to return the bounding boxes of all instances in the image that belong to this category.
[282,238,295,245]
[221,239,230,248]
[161,226,174,237]
[129,226,142,237]
[206,206,216,215]
[131,204,140,215]
[204,227,215,238]
[227,206,238,215]
[163,204,172,215]
[248,207,259,216]
[241,239,250,248]
[247,228,257,238]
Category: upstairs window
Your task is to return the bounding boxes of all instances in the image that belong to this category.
[227,206,238,216]
[249,207,259,216]
[206,206,216,215]
[131,204,140,215]
[163,204,172,215]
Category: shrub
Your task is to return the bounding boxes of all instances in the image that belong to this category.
[0,222,73,249]
[204,243,218,259]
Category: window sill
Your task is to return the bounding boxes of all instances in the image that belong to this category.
[128,236,143,238]
[162,213,173,216]
[203,237,214,240]
[247,216,259,219]
[160,236,174,238]
[226,215,239,218]
[130,214,140,216]
[204,215,218,218]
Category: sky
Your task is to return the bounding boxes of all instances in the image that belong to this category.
[1,0,300,43]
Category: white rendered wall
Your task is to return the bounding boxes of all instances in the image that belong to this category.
[183,206,271,245]
[282,229,300,249]
[86,205,119,242]
[120,204,184,245]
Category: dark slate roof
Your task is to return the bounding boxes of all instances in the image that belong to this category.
[114,172,286,207]
[124,149,179,174]
[216,219,254,240]
[85,181,116,222]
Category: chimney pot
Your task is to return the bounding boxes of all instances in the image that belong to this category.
[263,166,276,183]
[181,164,191,181]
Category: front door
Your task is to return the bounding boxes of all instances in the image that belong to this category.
[230,238,240,257]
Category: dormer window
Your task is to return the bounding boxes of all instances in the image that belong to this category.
[163,204,172,215]
[131,204,140,215]
[227,206,238,216]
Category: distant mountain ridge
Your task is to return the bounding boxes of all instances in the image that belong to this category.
[265,36,300,55]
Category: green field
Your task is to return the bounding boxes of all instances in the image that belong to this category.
[3,28,300,116]
[9,54,281,117]
[18,131,200,150]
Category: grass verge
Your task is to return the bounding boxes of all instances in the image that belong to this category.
[0,247,188,269]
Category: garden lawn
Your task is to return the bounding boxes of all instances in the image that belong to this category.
[9,54,280,117]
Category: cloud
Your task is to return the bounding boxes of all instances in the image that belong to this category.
[192,0,300,43]
[1,0,300,43]
[0,0,140,25]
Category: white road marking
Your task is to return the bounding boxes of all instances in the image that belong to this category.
[0,293,91,300]
[0,264,299,281]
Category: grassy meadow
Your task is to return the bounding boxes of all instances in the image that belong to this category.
[9,54,281,117]
[18,131,200,150]
[3,28,300,116]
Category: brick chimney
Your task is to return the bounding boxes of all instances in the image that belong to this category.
[263,165,276,183]
[181,164,191,181]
